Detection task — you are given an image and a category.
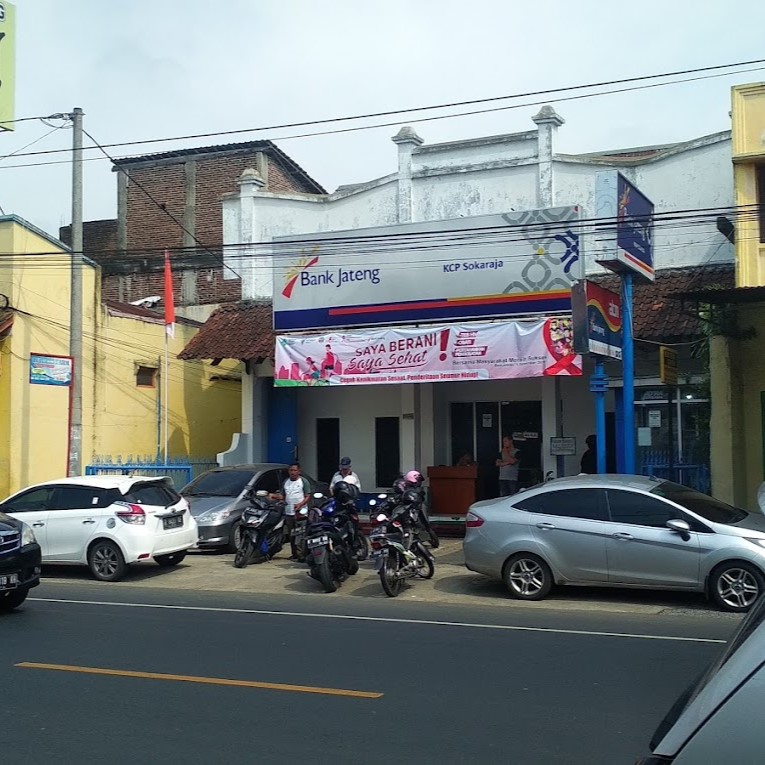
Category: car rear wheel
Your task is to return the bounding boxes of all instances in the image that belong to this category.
[504,553,553,601]
[88,540,127,582]
[155,551,187,568]
[710,561,765,612]
[0,588,28,612]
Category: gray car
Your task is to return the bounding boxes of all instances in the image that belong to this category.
[463,474,765,612]
[181,464,327,551]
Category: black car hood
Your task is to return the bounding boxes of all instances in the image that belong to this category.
[0,511,20,532]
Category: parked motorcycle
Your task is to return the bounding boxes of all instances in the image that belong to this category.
[304,493,360,593]
[390,472,440,549]
[332,480,369,561]
[368,498,435,598]
[233,490,286,568]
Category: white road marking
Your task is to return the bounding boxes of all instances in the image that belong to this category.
[29,597,726,644]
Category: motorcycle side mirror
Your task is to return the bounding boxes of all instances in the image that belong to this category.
[376,513,388,523]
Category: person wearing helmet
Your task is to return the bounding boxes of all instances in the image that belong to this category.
[401,469,439,549]
[404,469,423,488]
[330,457,361,495]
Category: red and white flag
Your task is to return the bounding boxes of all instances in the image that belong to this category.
[163,250,176,338]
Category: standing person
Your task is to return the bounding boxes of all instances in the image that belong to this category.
[271,462,311,560]
[496,435,520,497]
[580,434,597,474]
[330,457,361,494]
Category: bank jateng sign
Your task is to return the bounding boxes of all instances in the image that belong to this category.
[272,207,582,331]
[274,317,582,387]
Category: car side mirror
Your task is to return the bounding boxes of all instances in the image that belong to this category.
[666,518,691,534]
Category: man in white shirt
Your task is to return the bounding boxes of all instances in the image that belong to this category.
[330,457,361,495]
[272,462,310,559]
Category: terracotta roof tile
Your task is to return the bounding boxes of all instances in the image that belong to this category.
[591,263,734,342]
[178,301,273,362]
[178,264,734,361]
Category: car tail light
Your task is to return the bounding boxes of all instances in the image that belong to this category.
[465,512,484,528]
[115,503,146,525]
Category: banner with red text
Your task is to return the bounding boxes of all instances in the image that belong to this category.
[274,318,581,387]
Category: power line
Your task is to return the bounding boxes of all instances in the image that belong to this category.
[1,58,763,166]
[0,202,756,270]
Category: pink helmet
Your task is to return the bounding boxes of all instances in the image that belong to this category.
[404,470,423,486]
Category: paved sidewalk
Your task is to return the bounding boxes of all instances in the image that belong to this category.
[39,537,726,616]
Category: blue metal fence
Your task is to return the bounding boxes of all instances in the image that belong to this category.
[85,455,218,490]
[640,450,711,494]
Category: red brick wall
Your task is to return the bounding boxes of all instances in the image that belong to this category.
[108,149,320,307]
[126,164,186,252]
[100,269,241,306]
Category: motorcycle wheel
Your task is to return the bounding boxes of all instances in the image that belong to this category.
[317,556,338,593]
[379,553,404,598]
[346,554,360,576]
[354,534,370,562]
[233,537,254,569]
[416,550,435,579]
[428,530,440,549]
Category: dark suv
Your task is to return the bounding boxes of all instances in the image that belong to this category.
[0,510,41,612]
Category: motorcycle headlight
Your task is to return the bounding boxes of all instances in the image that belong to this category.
[21,522,37,546]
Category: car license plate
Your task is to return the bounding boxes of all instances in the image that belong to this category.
[162,515,183,530]
[0,573,19,590]
[307,535,328,549]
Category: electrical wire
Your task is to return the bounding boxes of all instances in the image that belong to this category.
[1,58,764,165]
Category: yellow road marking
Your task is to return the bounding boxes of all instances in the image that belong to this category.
[15,662,382,699]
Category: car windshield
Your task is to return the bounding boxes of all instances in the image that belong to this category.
[183,470,255,497]
[650,481,747,524]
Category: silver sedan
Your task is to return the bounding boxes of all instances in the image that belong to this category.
[463,474,765,612]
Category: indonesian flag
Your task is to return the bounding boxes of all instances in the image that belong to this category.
[163,250,175,338]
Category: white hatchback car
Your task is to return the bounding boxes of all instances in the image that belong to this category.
[0,475,198,581]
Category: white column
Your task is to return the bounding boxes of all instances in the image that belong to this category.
[400,385,416,472]
[227,167,266,299]
[391,126,423,223]
[532,106,564,209]
[541,377,561,478]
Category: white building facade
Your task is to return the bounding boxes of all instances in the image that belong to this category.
[218,107,733,496]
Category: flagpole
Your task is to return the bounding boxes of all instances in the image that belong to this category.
[164,329,169,464]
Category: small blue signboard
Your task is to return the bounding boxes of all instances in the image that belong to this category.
[30,354,73,386]
[595,170,655,282]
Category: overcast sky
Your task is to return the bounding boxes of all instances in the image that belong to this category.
[2,0,765,240]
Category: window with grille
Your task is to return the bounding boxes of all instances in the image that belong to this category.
[136,366,157,387]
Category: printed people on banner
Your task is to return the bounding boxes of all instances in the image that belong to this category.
[303,357,321,385]
[321,344,336,379]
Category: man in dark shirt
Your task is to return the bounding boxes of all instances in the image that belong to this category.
[580,434,597,474]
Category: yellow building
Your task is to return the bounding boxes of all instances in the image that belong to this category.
[705,83,765,507]
[0,214,241,497]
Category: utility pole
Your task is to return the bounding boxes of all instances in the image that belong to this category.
[67,107,84,476]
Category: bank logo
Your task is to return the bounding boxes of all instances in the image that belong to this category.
[282,250,320,299]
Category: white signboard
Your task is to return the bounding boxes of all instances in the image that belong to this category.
[272,207,583,331]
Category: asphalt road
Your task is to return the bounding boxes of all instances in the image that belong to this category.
[2,582,740,765]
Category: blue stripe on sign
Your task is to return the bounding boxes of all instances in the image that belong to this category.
[273,294,573,331]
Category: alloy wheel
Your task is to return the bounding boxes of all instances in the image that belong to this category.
[716,568,760,610]
[507,557,546,598]
[92,545,120,578]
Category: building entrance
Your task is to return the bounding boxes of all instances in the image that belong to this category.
[450,401,542,499]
